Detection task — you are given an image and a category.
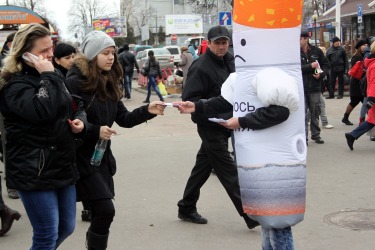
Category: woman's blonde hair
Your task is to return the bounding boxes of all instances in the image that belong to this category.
[1,23,50,82]
[371,41,375,54]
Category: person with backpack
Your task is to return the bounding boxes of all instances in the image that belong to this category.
[118,44,139,101]
[142,50,164,103]
[345,41,375,150]
[341,39,367,125]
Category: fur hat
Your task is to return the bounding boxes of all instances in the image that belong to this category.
[355,39,367,49]
[332,36,340,43]
[81,30,115,60]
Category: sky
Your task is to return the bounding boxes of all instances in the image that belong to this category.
[0,0,118,40]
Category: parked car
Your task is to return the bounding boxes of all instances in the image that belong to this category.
[133,45,152,56]
[137,48,174,72]
[164,45,181,65]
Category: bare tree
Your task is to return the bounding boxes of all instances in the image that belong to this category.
[67,0,118,40]
[9,0,46,16]
[7,0,60,30]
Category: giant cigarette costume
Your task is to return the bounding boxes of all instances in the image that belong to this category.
[232,0,307,229]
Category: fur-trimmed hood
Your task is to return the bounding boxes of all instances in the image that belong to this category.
[66,53,91,80]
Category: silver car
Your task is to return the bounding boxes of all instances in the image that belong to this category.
[137,48,174,72]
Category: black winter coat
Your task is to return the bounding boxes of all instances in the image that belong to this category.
[143,59,162,78]
[326,45,349,72]
[349,52,365,97]
[182,48,235,128]
[65,58,156,201]
[118,51,139,74]
[0,63,85,191]
[301,45,330,93]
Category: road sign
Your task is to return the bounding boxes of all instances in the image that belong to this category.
[219,12,232,26]
[358,4,363,23]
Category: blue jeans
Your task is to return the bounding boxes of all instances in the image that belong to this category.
[262,226,294,250]
[349,120,375,139]
[124,72,133,99]
[18,185,76,250]
[146,76,163,101]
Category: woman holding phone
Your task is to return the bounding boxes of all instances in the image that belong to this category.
[0,23,86,249]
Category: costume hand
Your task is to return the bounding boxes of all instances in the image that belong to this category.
[148,101,165,115]
[25,52,54,73]
[219,117,240,130]
[68,119,84,133]
[173,101,195,114]
[99,126,117,140]
[313,73,321,79]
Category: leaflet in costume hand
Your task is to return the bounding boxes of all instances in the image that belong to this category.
[232,0,307,229]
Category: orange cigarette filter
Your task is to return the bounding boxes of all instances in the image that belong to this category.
[233,0,303,29]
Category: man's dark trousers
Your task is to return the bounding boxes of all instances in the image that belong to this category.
[178,126,244,217]
[330,70,345,97]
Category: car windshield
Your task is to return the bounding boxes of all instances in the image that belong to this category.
[166,48,179,54]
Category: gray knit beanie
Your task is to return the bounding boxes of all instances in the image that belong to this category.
[81,30,115,60]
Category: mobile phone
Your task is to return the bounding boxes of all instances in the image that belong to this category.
[22,52,40,62]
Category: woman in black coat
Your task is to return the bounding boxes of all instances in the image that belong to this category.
[342,39,367,125]
[65,30,165,250]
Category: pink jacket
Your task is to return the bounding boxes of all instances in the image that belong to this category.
[364,56,375,124]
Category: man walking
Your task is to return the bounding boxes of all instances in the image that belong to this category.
[177,25,259,229]
[300,30,330,144]
[326,36,349,99]
[118,44,139,101]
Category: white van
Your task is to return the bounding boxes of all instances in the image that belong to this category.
[164,45,182,65]
[184,36,205,53]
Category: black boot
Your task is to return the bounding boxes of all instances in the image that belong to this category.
[86,230,109,250]
[342,113,353,125]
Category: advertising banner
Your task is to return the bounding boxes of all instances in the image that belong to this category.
[0,5,45,24]
[165,15,203,35]
[93,17,127,37]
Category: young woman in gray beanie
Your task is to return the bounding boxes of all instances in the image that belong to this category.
[65,30,166,250]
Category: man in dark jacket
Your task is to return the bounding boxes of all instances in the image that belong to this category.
[300,30,330,144]
[326,36,349,99]
[177,25,259,229]
[118,44,139,100]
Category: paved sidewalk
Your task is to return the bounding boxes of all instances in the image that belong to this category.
[1,89,375,250]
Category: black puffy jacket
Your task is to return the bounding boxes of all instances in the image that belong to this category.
[301,45,330,93]
[182,48,235,128]
[326,45,348,72]
[0,63,86,191]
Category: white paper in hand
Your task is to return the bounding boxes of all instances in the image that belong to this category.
[208,118,228,123]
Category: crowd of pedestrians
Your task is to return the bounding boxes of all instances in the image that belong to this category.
[0,21,374,250]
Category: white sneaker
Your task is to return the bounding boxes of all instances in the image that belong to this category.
[323,124,334,129]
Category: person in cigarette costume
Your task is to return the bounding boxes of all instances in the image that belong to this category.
[174,0,307,249]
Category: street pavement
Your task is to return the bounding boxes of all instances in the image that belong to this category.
[1,83,375,249]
